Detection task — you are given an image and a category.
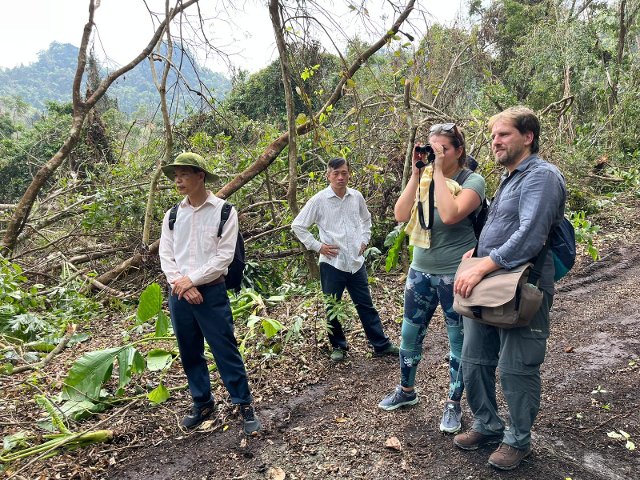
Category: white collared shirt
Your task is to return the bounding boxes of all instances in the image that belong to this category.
[292,186,372,273]
[159,192,237,286]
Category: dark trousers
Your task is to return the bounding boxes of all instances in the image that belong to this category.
[168,283,252,408]
[319,262,391,353]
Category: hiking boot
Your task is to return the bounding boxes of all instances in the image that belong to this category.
[240,404,262,435]
[378,385,419,411]
[453,430,502,450]
[330,348,346,362]
[373,343,400,357]
[439,401,462,434]
[488,443,532,470]
[181,401,215,429]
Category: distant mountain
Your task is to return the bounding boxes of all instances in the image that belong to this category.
[0,42,231,115]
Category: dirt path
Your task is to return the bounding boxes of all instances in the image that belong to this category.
[107,244,640,480]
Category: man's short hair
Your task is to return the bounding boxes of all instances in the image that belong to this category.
[488,106,540,154]
[327,157,350,170]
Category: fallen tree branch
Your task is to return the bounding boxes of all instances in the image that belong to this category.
[540,95,575,117]
[244,225,291,244]
[10,325,76,375]
[94,245,155,286]
[3,400,137,478]
[254,248,304,260]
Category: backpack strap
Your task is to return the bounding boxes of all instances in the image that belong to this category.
[456,167,480,224]
[168,203,179,231]
[456,168,472,187]
[218,202,232,237]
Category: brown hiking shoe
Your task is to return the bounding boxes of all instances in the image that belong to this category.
[453,430,502,450]
[488,443,532,470]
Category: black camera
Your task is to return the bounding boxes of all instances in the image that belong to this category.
[414,144,435,168]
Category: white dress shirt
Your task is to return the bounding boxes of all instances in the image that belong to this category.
[292,186,372,273]
[159,192,237,286]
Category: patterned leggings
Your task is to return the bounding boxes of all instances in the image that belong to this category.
[399,268,464,402]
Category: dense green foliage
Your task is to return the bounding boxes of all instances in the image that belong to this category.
[226,43,341,125]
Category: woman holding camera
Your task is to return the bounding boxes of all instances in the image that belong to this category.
[378,123,485,434]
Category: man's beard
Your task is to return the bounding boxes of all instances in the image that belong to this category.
[495,146,524,167]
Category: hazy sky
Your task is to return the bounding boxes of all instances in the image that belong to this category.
[0,0,463,73]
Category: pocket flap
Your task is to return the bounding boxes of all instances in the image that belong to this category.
[455,258,531,308]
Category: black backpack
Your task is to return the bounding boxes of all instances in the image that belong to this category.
[168,202,245,292]
[456,168,489,239]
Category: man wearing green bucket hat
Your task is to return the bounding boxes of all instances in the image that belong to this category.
[159,152,261,434]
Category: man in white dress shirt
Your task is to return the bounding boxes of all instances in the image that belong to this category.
[159,152,260,434]
[292,157,399,361]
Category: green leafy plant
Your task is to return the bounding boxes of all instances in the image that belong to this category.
[364,246,383,272]
[570,211,600,260]
[246,315,284,340]
[57,283,176,420]
[384,224,408,272]
[0,257,42,329]
[591,385,608,394]
[284,314,305,344]
[135,282,170,337]
[603,165,640,195]
[324,294,355,328]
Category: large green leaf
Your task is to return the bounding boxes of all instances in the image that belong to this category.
[137,283,162,323]
[146,349,173,371]
[154,310,170,337]
[59,399,106,421]
[385,229,406,272]
[132,350,145,373]
[116,346,145,395]
[2,432,29,453]
[261,318,283,338]
[62,347,123,401]
[147,382,170,404]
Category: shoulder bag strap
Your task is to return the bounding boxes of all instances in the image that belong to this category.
[218,202,232,237]
[168,203,179,231]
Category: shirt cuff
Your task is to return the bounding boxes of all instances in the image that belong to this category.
[187,272,202,286]
[309,239,322,252]
[489,249,511,270]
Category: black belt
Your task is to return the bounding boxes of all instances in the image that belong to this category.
[201,276,225,287]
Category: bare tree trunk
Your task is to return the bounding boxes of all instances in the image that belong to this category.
[2,0,200,254]
[263,170,279,222]
[401,80,417,189]
[269,0,319,279]
[561,64,574,141]
[143,0,174,246]
[609,0,627,111]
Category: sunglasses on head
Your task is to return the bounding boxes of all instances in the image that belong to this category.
[429,122,463,147]
[429,123,456,134]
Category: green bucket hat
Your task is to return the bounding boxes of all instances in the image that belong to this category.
[161,152,219,183]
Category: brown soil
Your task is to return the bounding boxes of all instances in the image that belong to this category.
[2,211,640,480]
